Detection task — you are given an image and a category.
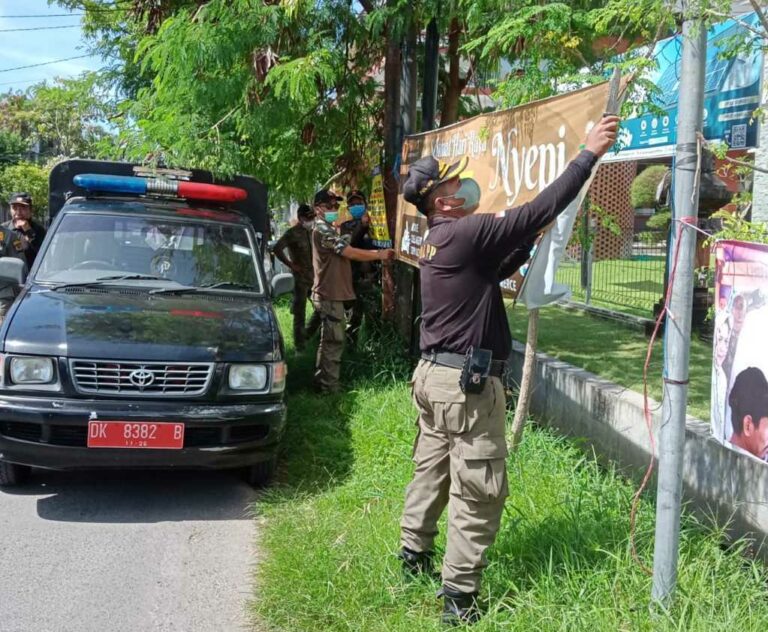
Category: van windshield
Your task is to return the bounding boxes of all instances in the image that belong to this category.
[35,213,264,294]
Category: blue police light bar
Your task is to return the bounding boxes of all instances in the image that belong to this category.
[73,174,148,195]
[72,173,247,203]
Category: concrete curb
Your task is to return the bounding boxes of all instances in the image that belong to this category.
[507,340,768,547]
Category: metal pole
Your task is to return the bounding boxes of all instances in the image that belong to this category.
[651,5,706,606]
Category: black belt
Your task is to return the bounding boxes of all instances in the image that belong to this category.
[421,350,506,378]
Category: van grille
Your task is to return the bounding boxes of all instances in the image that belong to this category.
[70,360,214,397]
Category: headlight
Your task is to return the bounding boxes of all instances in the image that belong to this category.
[10,357,55,384]
[229,364,268,391]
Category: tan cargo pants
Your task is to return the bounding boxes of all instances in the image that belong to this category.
[313,299,346,392]
[400,359,508,593]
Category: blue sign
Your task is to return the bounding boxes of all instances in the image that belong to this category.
[615,13,763,157]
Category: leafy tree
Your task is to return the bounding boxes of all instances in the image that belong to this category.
[0,73,117,161]
[0,162,49,221]
[0,131,28,166]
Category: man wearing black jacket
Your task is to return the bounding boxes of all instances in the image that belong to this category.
[397,115,619,626]
[0,193,46,323]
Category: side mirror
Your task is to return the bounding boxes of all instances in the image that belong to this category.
[0,257,27,287]
[271,272,295,298]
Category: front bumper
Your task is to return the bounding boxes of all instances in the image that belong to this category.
[0,395,286,471]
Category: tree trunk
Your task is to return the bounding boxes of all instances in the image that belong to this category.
[510,309,539,450]
[381,12,402,320]
[441,18,463,127]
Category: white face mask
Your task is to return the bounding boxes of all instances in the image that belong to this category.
[301,220,315,230]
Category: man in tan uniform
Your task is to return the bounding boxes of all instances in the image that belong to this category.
[272,204,321,351]
[311,189,394,393]
[399,116,619,625]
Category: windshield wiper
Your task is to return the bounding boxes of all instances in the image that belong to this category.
[96,274,167,282]
[43,274,170,292]
[149,281,259,295]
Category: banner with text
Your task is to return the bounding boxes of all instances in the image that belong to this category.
[712,240,768,463]
[369,166,392,248]
[395,81,614,301]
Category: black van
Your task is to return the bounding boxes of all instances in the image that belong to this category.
[0,160,293,487]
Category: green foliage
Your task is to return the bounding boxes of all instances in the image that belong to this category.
[630,165,668,209]
[637,209,670,245]
[0,130,27,166]
[0,162,49,221]
[570,201,622,253]
[706,208,768,246]
[0,73,117,162]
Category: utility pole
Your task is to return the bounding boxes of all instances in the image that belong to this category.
[422,16,440,132]
[651,1,706,606]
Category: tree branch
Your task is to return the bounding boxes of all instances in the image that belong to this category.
[748,0,768,38]
[704,8,766,40]
[725,155,768,175]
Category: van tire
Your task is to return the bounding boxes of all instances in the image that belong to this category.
[246,455,277,488]
[0,461,31,487]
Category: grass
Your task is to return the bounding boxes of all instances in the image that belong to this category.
[506,304,712,421]
[556,257,666,317]
[251,302,767,631]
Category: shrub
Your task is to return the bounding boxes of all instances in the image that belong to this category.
[630,164,669,209]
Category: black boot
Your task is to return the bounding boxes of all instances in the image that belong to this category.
[397,547,434,577]
[438,586,482,627]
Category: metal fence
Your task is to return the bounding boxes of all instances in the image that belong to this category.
[555,226,667,319]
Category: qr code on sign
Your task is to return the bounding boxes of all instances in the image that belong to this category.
[732,124,747,148]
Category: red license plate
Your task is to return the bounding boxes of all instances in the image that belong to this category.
[87,421,185,449]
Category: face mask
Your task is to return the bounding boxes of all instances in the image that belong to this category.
[449,178,481,210]
[324,211,339,223]
[301,220,315,230]
[348,204,366,220]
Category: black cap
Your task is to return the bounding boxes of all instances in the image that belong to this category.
[402,156,468,213]
[313,189,343,206]
[297,203,314,219]
[347,189,367,205]
[9,192,31,206]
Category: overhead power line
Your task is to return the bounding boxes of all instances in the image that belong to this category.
[0,54,97,74]
[0,13,87,18]
[0,10,120,18]
[0,25,81,33]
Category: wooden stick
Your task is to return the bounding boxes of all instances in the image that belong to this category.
[510,308,539,450]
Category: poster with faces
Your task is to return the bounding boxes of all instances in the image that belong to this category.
[712,240,768,462]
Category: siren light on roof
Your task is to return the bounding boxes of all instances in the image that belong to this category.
[73,174,247,203]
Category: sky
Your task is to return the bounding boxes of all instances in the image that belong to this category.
[0,0,101,92]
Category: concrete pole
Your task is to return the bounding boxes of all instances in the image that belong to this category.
[651,5,706,606]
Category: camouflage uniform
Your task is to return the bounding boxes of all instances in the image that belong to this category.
[311,219,355,393]
[272,224,320,350]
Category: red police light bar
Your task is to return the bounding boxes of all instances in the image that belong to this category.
[177,181,247,203]
[73,174,248,204]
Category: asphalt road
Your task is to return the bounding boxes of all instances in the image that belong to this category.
[0,469,259,632]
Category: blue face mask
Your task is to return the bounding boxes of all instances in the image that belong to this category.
[349,204,366,219]
[324,211,339,223]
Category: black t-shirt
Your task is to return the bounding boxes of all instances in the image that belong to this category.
[418,150,598,360]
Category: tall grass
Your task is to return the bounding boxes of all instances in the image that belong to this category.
[251,303,768,631]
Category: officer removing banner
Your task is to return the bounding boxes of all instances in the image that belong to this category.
[397,115,619,626]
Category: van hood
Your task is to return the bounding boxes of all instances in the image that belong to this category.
[2,288,279,362]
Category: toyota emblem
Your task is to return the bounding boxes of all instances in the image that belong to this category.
[129,368,155,389]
